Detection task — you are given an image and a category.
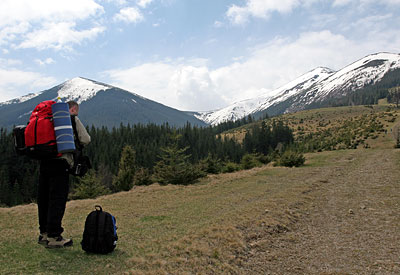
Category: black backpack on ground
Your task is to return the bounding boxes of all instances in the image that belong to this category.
[81,205,118,254]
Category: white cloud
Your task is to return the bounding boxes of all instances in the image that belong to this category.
[359,0,400,4]
[170,66,225,111]
[106,62,225,111]
[100,0,127,5]
[0,0,104,51]
[0,0,104,27]
[332,0,352,6]
[345,13,393,32]
[114,7,144,23]
[105,28,400,111]
[0,22,30,46]
[0,58,22,66]
[333,0,400,6]
[0,67,57,102]
[35,58,55,66]
[17,22,105,51]
[227,0,301,24]
[209,30,399,104]
[137,0,154,8]
[227,0,400,25]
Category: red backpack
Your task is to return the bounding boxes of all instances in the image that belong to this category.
[24,100,60,159]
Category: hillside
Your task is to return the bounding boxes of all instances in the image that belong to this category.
[0,106,399,273]
[222,104,400,152]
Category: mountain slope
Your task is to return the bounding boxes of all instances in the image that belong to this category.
[283,52,400,113]
[194,67,334,125]
[196,52,400,125]
[0,77,207,129]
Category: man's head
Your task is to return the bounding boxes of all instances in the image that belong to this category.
[67,101,79,115]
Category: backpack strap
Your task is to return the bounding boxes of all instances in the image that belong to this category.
[70,115,83,151]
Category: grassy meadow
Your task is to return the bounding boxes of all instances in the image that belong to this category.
[1,104,399,274]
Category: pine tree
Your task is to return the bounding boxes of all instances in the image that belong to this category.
[153,135,205,185]
[71,170,110,199]
[389,86,400,108]
[199,153,222,174]
[112,145,137,191]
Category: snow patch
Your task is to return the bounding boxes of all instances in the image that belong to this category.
[58,77,111,104]
[196,67,334,125]
[197,53,400,126]
[0,93,38,106]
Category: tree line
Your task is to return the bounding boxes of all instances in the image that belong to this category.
[0,116,296,206]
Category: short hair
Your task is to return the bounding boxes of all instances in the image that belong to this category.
[67,101,79,109]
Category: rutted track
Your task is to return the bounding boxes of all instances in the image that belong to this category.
[239,148,400,274]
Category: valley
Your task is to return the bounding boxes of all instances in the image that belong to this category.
[0,105,399,274]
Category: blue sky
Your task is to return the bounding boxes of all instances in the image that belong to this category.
[1,0,399,111]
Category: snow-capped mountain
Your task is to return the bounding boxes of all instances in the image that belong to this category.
[0,77,112,108]
[0,77,207,129]
[195,52,400,125]
[285,52,400,113]
[195,67,334,125]
[2,52,399,129]
[57,77,113,104]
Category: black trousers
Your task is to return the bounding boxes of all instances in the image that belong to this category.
[38,159,70,237]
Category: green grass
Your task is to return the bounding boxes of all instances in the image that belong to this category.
[1,104,399,274]
[0,158,327,274]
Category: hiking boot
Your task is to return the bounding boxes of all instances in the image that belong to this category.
[46,236,73,248]
[38,233,48,245]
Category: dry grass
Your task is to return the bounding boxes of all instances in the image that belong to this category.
[0,153,329,274]
[221,104,400,149]
[1,105,400,274]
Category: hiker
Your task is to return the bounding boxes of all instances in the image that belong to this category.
[37,100,91,248]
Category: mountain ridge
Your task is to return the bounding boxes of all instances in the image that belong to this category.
[0,77,207,129]
[195,52,400,125]
[1,52,399,128]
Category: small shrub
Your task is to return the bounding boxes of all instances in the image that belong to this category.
[153,161,205,185]
[134,167,153,186]
[199,154,223,174]
[257,154,272,164]
[275,150,306,168]
[71,170,110,200]
[222,162,240,173]
[240,154,262,170]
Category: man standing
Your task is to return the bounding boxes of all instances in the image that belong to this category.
[37,101,91,248]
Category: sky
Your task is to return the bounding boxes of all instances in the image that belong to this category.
[0,0,400,111]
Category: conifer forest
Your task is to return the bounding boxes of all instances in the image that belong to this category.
[0,117,295,206]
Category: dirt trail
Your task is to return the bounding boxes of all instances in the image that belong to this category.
[240,148,400,274]
[392,121,400,143]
